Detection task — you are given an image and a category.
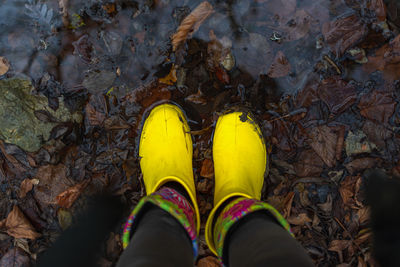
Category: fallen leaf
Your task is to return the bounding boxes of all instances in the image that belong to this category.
[33,164,71,207]
[356,207,370,226]
[0,56,10,76]
[358,91,396,124]
[287,213,312,225]
[215,67,229,84]
[362,120,392,149]
[0,247,30,267]
[56,179,90,209]
[172,1,214,51]
[185,90,207,105]
[57,208,72,230]
[345,158,378,174]
[19,179,39,198]
[267,51,291,78]
[200,158,214,178]
[281,9,312,42]
[364,34,400,81]
[294,149,324,177]
[309,125,337,167]
[197,179,212,194]
[322,14,368,56]
[159,65,177,85]
[339,175,363,209]
[367,0,387,21]
[345,130,377,157]
[85,102,105,126]
[106,232,122,261]
[1,205,40,240]
[197,256,221,267]
[317,78,357,114]
[126,82,172,109]
[282,191,295,218]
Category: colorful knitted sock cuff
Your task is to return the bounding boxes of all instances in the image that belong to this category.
[122,187,198,259]
[213,197,293,259]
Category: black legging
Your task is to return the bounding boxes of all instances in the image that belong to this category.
[116,205,314,267]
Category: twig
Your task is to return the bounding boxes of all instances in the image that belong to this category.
[334,217,366,256]
[323,55,341,75]
[172,1,214,51]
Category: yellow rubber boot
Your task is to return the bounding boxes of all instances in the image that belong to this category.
[139,103,200,234]
[205,111,268,255]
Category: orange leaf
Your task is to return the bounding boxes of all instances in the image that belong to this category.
[56,180,90,209]
[200,158,214,178]
[3,206,40,240]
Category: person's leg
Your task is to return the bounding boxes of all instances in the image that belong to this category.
[116,204,193,267]
[226,211,313,267]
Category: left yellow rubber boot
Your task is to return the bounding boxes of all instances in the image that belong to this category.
[138,103,200,234]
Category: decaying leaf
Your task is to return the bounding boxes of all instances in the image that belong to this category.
[364,34,400,81]
[200,158,214,178]
[57,208,73,230]
[308,125,337,168]
[267,51,291,78]
[197,256,221,267]
[322,14,368,56]
[328,240,352,253]
[172,1,214,51]
[56,179,89,209]
[287,213,312,226]
[317,78,357,114]
[339,175,363,209]
[0,247,30,267]
[1,205,40,240]
[85,102,105,126]
[345,158,378,174]
[294,149,324,177]
[0,56,10,76]
[358,91,396,124]
[19,179,39,198]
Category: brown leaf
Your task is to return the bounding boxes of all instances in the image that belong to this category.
[127,82,172,109]
[317,78,357,114]
[358,91,396,124]
[185,90,207,105]
[282,191,295,218]
[200,158,214,178]
[0,56,10,76]
[159,66,177,85]
[56,179,89,209]
[197,256,221,267]
[33,164,71,207]
[322,14,368,56]
[0,247,30,267]
[19,179,39,198]
[367,0,387,21]
[356,207,370,226]
[339,175,363,209]
[294,149,324,177]
[287,213,312,226]
[345,158,378,174]
[328,239,352,253]
[267,51,291,78]
[309,125,337,167]
[172,1,214,51]
[280,10,312,42]
[215,67,229,84]
[85,103,105,126]
[362,120,392,148]
[2,206,40,240]
[364,34,400,81]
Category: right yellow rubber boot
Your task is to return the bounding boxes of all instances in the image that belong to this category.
[205,111,268,255]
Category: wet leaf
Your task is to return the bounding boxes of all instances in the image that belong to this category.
[0,247,30,267]
[200,158,214,178]
[82,70,116,94]
[19,179,39,198]
[339,175,363,209]
[197,256,220,267]
[85,102,105,126]
[281,9,312,42]
[267,51,291,78]
[317,78,357,114]
[33,164,71,207]
[322,14,368,56]
[294,149,324,177]
[345,130,377,157]
[159,65,177,85]
[215,67,229,84]
[1,205,40,240]
[57,208,72,230]
[56,179,89,209]
[362,120,392,149]
[367,0,387,21]
[328,240,352,253]
[0,56,10,76]
[185,90,207,105]
[72,35,93,63]
[358,91,396,124]
[345,158,378,174]
[309,125,337,168]
[364,34,400,81]
[287,213,312,226]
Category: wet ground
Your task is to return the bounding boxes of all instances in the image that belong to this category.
[1,0,400,266]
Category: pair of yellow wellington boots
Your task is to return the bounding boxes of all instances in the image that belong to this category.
[139,103,267,255]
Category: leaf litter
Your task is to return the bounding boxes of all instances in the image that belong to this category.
[0,0,399,266]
